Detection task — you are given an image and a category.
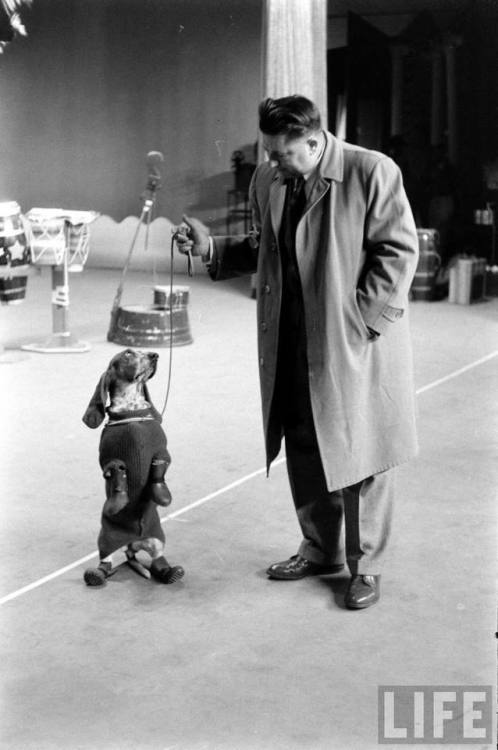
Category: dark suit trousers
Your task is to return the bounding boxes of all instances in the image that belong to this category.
[275,336,395,574]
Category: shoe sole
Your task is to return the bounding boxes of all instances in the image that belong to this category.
[267,564,344,580]
[345,595,380,609]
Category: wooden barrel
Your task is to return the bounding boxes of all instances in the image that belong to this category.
[108,286,193,347]
[411,229,441,301]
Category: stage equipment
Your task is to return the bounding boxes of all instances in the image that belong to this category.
[110,285,193,348]
[107,152,193,351]
[0,200,31,304]
[411,229,442,301]
[22,208,99,353]
[448,255,487,304]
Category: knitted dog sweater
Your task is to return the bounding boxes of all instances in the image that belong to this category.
[97,407,170,559]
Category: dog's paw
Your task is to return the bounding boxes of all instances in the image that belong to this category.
[149,483,172,506]
[102,493,129,516]
[151,564,185,584]
[84,563,112,587]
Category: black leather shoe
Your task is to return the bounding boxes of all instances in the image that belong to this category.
[344,574,380,609]
[266,554,344,580]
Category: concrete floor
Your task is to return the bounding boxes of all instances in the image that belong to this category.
[0,265,496,750]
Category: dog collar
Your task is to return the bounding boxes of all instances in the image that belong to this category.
[106,415,155,426]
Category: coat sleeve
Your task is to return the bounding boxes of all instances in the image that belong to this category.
[208,234,258,280]
[208,168,262,281]
[357,156,419,335]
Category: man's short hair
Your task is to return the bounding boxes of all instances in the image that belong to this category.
[258,95,321,138]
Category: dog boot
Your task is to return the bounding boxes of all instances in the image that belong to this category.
[147,458,172,507]
[83,561,113,587]
[102,460,129,516]
[150,556,184,584]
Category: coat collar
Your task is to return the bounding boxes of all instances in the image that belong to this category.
[318,131,344,183]
[269,131,343,237]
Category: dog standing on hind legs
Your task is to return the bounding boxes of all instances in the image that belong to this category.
[82,348,184,587]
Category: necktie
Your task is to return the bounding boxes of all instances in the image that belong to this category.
[280,176,305,254]
[288,176,306,233]
[276,176,308,422]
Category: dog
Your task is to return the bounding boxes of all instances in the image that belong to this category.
[82,348,184,587]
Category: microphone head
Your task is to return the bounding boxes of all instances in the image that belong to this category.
[144,151,163,198]
[147,151,164,169]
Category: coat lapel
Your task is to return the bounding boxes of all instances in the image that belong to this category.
[268,132,344,237]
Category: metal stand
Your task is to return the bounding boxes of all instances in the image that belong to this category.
[22,228,90,353]
[107,202,152,342]
[106,169,159,341]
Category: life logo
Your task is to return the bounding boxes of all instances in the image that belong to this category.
[378,685,493,744]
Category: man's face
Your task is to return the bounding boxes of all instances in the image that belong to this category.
[262,133,319,177]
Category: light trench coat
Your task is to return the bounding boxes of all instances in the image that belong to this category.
[209,131,419,492]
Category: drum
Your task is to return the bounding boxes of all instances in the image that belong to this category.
[65,210,99,272]
[66,223,89,272]
[27,208,66,266]
[108,285,193,347]
[0,276,29,305]
[412,229,442,301]
[0,201,31,305]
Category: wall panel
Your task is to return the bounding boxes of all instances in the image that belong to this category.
[0,0,262,229]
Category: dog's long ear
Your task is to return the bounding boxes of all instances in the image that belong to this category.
[82,371,111,428]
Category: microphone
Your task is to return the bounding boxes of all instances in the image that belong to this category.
[146,150,163,191]
[142,151,164,214]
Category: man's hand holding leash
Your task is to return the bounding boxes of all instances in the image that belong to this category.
[175,215,211,265]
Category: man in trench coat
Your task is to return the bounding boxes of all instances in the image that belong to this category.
[177,95,419,609]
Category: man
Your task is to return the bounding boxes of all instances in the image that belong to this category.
[176,95,419,609]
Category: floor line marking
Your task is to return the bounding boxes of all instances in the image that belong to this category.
[1,349,496,606]
[0,458,286,606]
[415,350,498,395]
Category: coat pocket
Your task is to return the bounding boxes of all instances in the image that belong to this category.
[351,291,373,341]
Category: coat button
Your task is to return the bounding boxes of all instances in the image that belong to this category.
[263,284,271,294]
[259,356,264,366]
[261,322,267,332]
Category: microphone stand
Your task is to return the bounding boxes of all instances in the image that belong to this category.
[107,172,161,342]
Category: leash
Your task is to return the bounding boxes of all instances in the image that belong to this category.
[159,232,176,416]
[159,223,193,416]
